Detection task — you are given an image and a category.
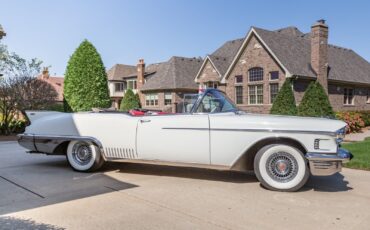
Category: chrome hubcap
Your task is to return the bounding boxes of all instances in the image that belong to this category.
[72,142,93,166]
[266,152,298,183]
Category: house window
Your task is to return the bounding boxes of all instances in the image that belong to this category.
[115,83,124,92]
[367,90,370,104]
[270,83,279,104]
[145,93,158,106]
[249,85,263,104]
[164,92,172,105]
[270,71,279,80]
[206,81,218,89]
[248,67,264,82]
[235,75,243,84]
[344,88,354,105]
[127,80,137,90]
[235,86,243,104]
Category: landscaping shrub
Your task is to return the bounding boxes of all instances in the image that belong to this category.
[0,119,26,135]
[298,81,334,118]
[358,111,370,126]
[46,103,65,112]
[64,40,111,112]
[270,78,297,116]
[120,89,140,112]
[336,111,365,133]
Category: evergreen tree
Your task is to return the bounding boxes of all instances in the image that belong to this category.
[64,40,111,111]
[298,81,334,117]
[120,89,140,111]
[270,78,297,115]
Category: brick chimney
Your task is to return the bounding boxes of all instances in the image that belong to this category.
[137,59,145,104]
[311,19,329,93]
[41,67,50,80]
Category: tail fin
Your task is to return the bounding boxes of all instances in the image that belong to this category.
[25,111,63,123]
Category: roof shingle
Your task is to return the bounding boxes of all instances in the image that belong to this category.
[141,56,203,91]
[252,27,370,84]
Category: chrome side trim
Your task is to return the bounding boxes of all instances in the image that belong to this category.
[162,127,336,136]
[17,134,107,160]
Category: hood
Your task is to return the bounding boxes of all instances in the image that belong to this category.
[245,113,346,133]
[212,112,346,134]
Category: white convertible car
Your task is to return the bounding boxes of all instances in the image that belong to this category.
[18,89,352,191]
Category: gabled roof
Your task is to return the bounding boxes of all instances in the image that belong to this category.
[195,38,243,81]
[209,38,243,76]
[107,64,137,81]
[222,26,370,85]
[141,56,203,91]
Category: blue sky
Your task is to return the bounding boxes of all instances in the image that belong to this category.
[1,0,369,76]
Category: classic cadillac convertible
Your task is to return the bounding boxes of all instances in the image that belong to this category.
[18,89,352,191]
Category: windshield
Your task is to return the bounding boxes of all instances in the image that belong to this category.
[194,90,238,113]
[183,94,199,113]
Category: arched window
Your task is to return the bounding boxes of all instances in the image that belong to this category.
[248,67,264,82]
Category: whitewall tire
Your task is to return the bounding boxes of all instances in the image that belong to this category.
[66,140,105,172]
[254,144,309,192]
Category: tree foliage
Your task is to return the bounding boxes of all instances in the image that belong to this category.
[64,40,111,112]
[0,45,57,134]
[270,78,297,115]
[120,89,140,111]
[298,81,334,117]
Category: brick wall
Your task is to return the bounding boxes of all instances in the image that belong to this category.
[328,84,370,111]
[224,35,286,113]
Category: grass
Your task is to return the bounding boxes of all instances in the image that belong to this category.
[342,137,370,170]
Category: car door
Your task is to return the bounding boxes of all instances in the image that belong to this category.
[136,114,210,164]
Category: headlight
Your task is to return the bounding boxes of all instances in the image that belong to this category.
[336,127,346,143]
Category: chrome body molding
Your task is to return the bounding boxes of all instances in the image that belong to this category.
[17,134,107,160]
[305,148,353,176]
[162,127,337,136]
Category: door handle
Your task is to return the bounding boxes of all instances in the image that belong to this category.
[140,119,151,123]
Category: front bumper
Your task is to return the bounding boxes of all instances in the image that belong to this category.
[306,148,353,176]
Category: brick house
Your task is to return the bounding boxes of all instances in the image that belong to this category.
[107,57,202,112]
[107,63,138,109]
[195,20,370,113]
[107,60,167,109]
[37,67,64,102]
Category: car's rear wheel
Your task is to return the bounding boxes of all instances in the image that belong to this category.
[66,140,105,172]
[254,144,309,192]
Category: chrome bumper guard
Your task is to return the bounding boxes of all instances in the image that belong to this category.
[306,148,353,176]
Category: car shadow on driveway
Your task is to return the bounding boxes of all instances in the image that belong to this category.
[104,162,352,192]
[302,173,352,192]
[0,158,137,216]
[105,162,258,183]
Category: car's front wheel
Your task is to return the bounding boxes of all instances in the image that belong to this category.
[254,144,309,192]
[66,140,105,172]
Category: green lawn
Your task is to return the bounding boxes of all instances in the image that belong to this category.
[342,138,370,170]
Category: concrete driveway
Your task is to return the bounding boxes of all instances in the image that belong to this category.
[0,141,369,230]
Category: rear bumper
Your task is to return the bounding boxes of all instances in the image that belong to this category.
[306,148,353,176]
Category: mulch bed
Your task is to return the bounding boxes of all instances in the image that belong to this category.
[0,135,18,142]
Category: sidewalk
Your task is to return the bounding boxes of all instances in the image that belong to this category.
[344,126,370,142]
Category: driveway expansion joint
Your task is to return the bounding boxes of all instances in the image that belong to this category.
[0,175,45,199]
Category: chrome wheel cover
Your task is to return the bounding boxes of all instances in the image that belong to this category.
[266,151,299,183]
[71,142,93,166]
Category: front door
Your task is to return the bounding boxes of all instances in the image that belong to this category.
[136,114,210,164]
